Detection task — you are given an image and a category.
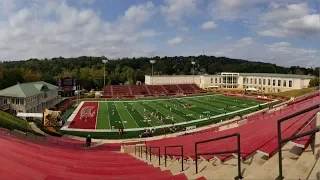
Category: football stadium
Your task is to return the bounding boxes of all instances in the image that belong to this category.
[0,0,319,179]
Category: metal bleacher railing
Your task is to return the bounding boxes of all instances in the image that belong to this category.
[165,145,184,171]
[277,104,320,180]
[194,133,242,180]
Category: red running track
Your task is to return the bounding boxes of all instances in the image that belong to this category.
[68,102,98,129]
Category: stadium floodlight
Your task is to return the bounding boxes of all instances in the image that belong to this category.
[102,59,108,87]
[191,60,196,83]
[150,60,156,76]
[150,60,156,85]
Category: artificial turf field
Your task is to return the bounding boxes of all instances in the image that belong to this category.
[64,94,269,131]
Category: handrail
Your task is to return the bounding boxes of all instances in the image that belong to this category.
[277,104,319,180]
[195,133,242,180]
[121,139,146,147]
[164,145,184,171]
[134,145,143,157]
[149,146,161,165]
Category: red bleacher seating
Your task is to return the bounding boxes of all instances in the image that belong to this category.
[162,85,181,94]
[146,94,319,162]
[129,85,151,96]
[0,133,187,180]
[103,84,202,98]
[177,84,197,94]
[290,116,316,148]
[112,85,131,96]
[146,85,168,95]
[104,85,113,96]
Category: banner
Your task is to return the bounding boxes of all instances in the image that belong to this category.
[43,109,62,126]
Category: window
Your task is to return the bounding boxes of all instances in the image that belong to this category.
[215,78,217,83]
[4,99,7,104]
[211,78,213,83]
[250,78,252,84]
[278,89,281,92]
[289,80,292,87]
[243,78,246,84]
[254,79,257,84]
[263,87,265,90]
[283,80,286,87]
[268,79,271,85]
[278,80,281,86]
[11,99,14,104]
[273,80,275,86]
[259,79,261,85]
[15,99,19,105]
[20,99,24,105]
[263,79,266,85]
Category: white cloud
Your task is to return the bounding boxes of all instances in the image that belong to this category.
[258,3,320,38]
[161,0,198,23]
[0,1,158,60]
[208,0,267,20]
[167,37,183,45]
[200,21,217,30]
[225,36,232,40]
[210,38,319,67]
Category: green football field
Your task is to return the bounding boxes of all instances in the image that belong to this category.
[89,94,265,130]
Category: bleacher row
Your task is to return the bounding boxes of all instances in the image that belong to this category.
[130,93,319,179]
[104,84,204,98]
[0,130,187,180]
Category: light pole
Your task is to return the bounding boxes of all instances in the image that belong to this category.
[150,60,156,85]
[191,60,196,83]
[102,59,108,88]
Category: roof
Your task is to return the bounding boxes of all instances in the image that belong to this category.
[0,81,58,98]
[239,73,314,79]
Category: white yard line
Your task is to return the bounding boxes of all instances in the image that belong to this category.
[114,102,127,129]
[61,99,278,132]
[122,102,140,128]
[106,102,111,130]
[95,102,99,129]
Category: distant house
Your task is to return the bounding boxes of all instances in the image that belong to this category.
[0,81,61,114]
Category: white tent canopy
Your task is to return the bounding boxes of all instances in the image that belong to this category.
[246,87,258,91]
[16,113,43,118]
[208,85,219,88]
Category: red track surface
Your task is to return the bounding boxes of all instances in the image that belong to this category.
[68,102,98,129]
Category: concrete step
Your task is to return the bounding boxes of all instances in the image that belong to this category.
[307,156,320,180]
[285,146,317,180]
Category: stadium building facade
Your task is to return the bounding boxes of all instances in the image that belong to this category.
[0,81,61,114]
[145,72,313,93]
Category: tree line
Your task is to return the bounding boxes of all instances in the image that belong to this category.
[0,56,318,90]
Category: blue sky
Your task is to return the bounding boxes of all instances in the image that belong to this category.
[0,0,319,67]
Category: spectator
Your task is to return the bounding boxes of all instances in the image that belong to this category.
[86,135,92,148]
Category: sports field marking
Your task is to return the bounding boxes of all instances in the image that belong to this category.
[107,103,111,129]
[147,101,185,123]
[115,103,139,128]
[131,102,163,127]
[122,102,140,128]
[95,102,99,129]
[138,102,174,125]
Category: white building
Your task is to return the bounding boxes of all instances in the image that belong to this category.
[0,81,61,114]
[145,72,314,93]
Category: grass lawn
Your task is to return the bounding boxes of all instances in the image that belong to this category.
[0,110,32,132]
[269,88,316,98]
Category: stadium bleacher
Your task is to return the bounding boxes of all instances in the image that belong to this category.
[1,93,319,180]
[0,132,187,180]
[103,84,203,98]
